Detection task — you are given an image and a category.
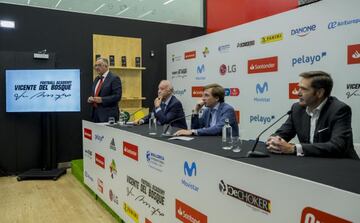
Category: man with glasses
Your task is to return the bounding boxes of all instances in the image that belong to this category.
[87,57,122,123]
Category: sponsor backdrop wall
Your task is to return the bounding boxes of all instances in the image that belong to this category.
[167,0,360,143]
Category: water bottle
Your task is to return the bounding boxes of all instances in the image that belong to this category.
[148,112,157,135]
[222,118,233,150]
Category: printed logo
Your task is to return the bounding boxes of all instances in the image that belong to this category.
[95,153,105,169]
[184,50,196,60]
[237,40,255,48]
[248,56,278,74]
[289,83,300,99]
[94,134,104,143]
[109,189,119,205]
[126,176,165,217]
[175,199,207,223]
[292,52,327,67]
[224,88,240,96]
[171,54,181,62]
[346,83,360,99]
[146,150,165,172]
[109,138,116,151]
[171,68,187,79]
[197,64,205,74]
[145,219,152,223]
[97,178,103,193]
[123,141,139,161]
[123,202,139,223]
[249,114,275,124]
[219,180,271,214]
[85,171,94,182]
[291,24,316,37]
[192,86,204,97]
[235,110,240,124]
[84,128,92,140]
[301,207,351,223]
[254,82,270,103]
[181,161,199,192]
[184,161,197,176]
[348,44,360,64]
[328,18,360,30]
[261,33,283,44]
[174,89,186,96]
[218,44,230,53]
[202,47,209,57]
[219,64,236,75]
[84,149,93,159]
[109,159,117,179]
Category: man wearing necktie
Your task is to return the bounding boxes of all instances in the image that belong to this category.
[87,58,122,123]
[175,83,238,136]
[134,80,187,129]
[266,71,358,159]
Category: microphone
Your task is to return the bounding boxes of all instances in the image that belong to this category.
[162,112,194,136]
[121,108,143,125]
[247,110,292,158]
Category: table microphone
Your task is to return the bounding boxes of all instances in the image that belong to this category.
[162,111,194,136]
[124,108,144,124]
[247,110,292,158]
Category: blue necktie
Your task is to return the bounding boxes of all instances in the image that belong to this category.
[160,102,166,111]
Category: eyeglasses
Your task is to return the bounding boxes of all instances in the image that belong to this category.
[94,64,103,68]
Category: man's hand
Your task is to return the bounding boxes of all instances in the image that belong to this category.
[174,129,192,136]
[266,136,295,154]
[194,100,205,113]
[154,97,162,108]
[93,97,102,104]
[133,119,143,125]
[87,96,94,103]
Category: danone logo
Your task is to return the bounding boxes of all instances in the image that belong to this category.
[192,86,204,97]
[175,199,208,223]
[123,141,138,161]
[292,52,327,67]
[84,128,92,140]
[248,56,278,74]
[289,83,300,99]
[301,207,351,223]
[219,180,271,214]
[291,24,316,37]
[348,44,360,64]
[123,202,139,223]
[224,88,240,96]
[261,33,283,44]
[95,153,105,169]
[185,50,196,60]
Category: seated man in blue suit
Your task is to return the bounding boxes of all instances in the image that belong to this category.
[266,71,358,159]
[134,80,187,129]
[174,83,238,136]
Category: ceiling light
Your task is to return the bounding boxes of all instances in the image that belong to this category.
[0,20,15,29]
[138,10,153,19]
[163,0,175,5]
[117,7,130,15]
[55,0,62,8]
[94,3,105,12]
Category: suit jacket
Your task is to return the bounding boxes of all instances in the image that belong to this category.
[191,102,239,136]
[91,71,122,122]
[143,95,187,129]
[274,96,358,159]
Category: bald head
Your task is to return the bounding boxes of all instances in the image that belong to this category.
[158,80,173,100]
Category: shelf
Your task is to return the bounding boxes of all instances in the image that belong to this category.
[109,66,146,70]
[122,97,146,100]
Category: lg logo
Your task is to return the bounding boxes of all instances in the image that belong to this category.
[219,64,236,75]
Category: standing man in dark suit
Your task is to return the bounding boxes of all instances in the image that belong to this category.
[174,83,239,136]
[134,80,187,129]
[267,71,358,159]
[87,58,122,123]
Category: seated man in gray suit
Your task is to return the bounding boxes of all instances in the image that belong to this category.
[266,71,358,159]
[174,83,238,136]
[134,80,187,129]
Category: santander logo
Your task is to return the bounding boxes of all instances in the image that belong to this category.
[301,207,351,223]
[175,199,207,223]
[248,56,278,74]
[123,141,139,161]
[192,86,204,97]
[84,128,92,140]
[289,83,300,99]
[348,44,360,64]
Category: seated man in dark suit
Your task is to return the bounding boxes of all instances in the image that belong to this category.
[87,58,122,123]
[174,83,238,136]
[266,71,358,159]
[134,80,187,129]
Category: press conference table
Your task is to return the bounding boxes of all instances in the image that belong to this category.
[83,121,360,222]
[114,123,360,194]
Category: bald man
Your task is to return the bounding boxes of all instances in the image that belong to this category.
[135,80,187,129]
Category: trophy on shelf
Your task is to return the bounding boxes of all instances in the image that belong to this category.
[135,57,141,67]
[121,56,127,67]
[109,55,115,66]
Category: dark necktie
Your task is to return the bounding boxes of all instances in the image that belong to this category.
[160,102,166,111]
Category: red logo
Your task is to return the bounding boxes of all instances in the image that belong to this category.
[175,199,207,223]
[123,141,138,161]
[301,207,351,223]
[192,86,204,97]
[84,128,92,140]
[97,178,103,193]
[95,153,105,168]
[248,56,278,74]
[348,44,360,64]
[235,110,240,124]
[289,82,300,99]
[145,218,152,223]
[184,50,196,60]
[219,64,227,75]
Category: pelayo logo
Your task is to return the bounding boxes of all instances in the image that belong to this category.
[292,52,327,67]
[250,114,275,124]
